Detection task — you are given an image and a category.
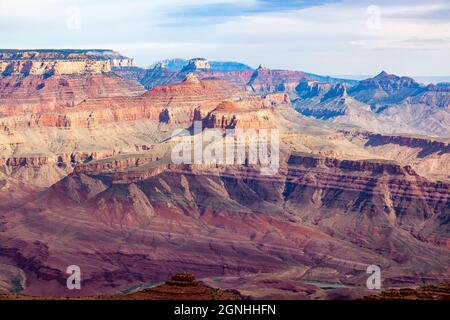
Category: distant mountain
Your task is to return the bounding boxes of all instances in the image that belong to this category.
[116,58,358,93]
[347,71,424,106]
[294,71,450,136]
[304,72,358,86]
[113,60,450,136]
[209,61,253,72]
[149,58,253,72]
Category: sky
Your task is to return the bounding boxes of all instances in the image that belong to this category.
[1,0,449,77]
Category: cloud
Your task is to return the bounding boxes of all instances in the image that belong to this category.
[0,0,449,76]
[163,0,339,26]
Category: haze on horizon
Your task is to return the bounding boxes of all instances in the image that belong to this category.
[1,0,449,78]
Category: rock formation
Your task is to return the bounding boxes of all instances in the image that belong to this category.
[181,58,211,72]
[0,50,448,300]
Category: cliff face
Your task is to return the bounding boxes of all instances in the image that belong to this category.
[0,49,134,76]
[0,59,112,76]
[0,73,145,115]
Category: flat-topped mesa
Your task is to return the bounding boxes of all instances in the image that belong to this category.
[0,49,134,76]
[0,49,128,60]
[0,59,112,76]
[181,58,211,72]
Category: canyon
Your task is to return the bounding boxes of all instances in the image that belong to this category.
[0,50,448,299]
[117,58,449,137]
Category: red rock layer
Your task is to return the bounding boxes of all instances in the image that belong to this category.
[0,73,145,116]
[0,77,288,130]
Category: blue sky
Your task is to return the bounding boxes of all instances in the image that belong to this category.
[1,0,449,76]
